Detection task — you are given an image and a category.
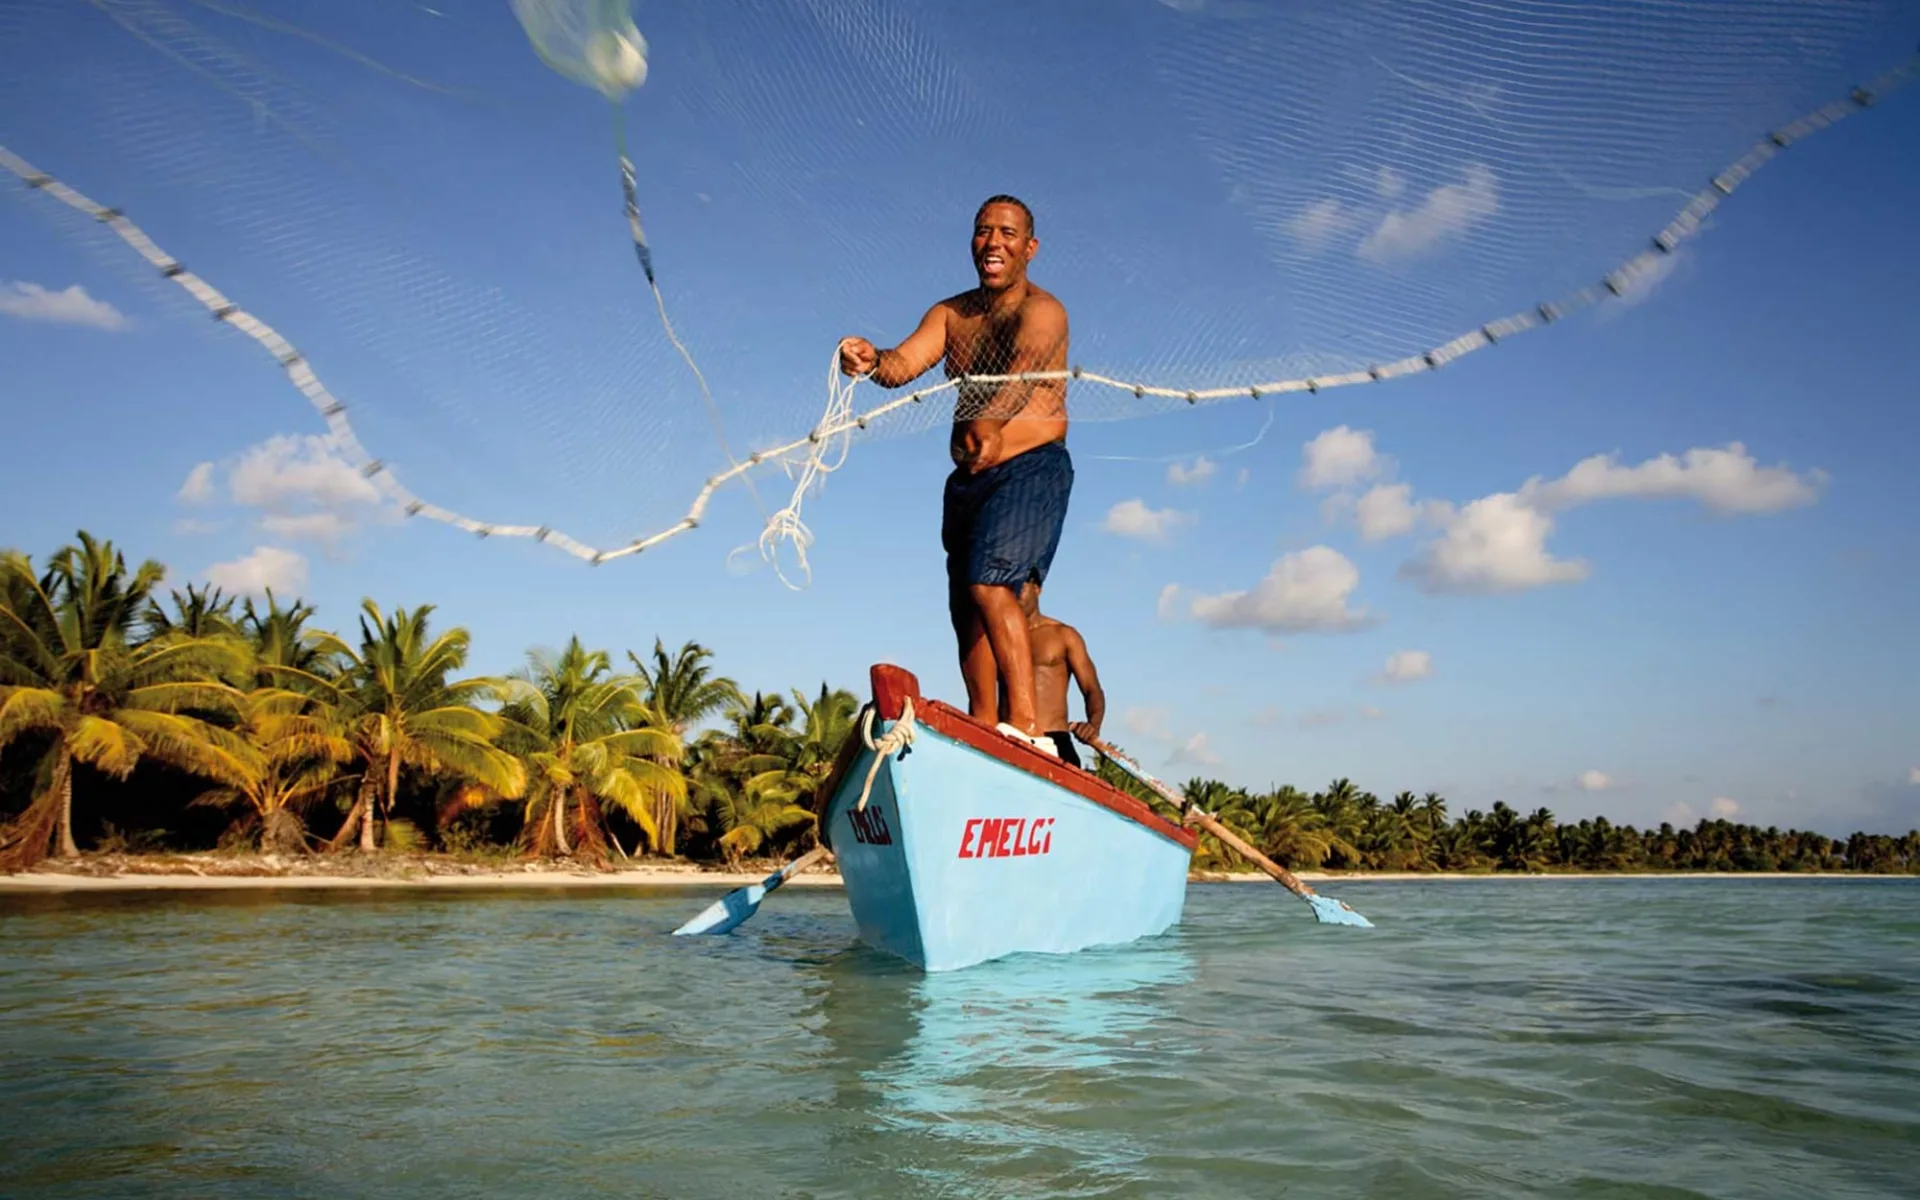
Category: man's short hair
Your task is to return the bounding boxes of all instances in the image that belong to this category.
[976,194,1035,236]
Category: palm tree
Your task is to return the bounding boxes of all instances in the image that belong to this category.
[1180,778,1243,870]
[498,636,684,861]
[786,683,859,782]
[1244,785,1333,868]
[710,776,816,865]
[687,690,818,865]
[0,534,252,866]
[320,601,524,852]
[1418,792,1448,843]
[241,591,336,684]
[1360,803,1417,870]
[1312,779,1367,868]
[629,638,742,852]
[143,582,242,642]
[196,687,354,853]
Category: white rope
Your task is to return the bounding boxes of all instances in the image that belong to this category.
[855,699,916,811]
[742,342,866,589]
[2,52,1911,571]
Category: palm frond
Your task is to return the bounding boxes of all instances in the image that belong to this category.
[68,714,144,778]
[0,686,67,745]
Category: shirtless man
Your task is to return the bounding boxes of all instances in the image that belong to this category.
[1015,584,1104,770]
[838,195,1072,755]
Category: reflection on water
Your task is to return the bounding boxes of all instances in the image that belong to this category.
[811,934,1198,1196]
[880,937,1192,1104]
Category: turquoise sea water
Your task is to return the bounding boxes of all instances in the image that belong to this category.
[2,878,1916,1199]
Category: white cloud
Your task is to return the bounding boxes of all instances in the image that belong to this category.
[1908,767,1920,785]
[1167,732,1221,767]
[171,518,222,536]
[1400,492,1588,595]
[1249,705,1282,727]
[1397,441,1825,594]
[1124,706,1174,744]
[1167,455,1217,487]
[230,434,382,511]
[1188,546,1372,633]
[180,433,399,547]
[1234,468,1250,491]
[1298,426,1386,490]
[0,281,128,330]
[1522,443,1825,516]
[1374,165,1407,201]
[1155,583,1184,621]
[1103,498,1193,544]
[1352,482,1449,541]
[1381,650,1432,682]
[177,462,216,505]
[1351,482,1416,539]
[1358,163,1500,263]
[1299,710,1345,730]
[1710,796,1740,819]
[1664,802,1697,826]
[1283,198,1355,252]
[1358,705,1385,720]
[204,546,308,597]
[258,512,356,547]
[1577,769,1617,793]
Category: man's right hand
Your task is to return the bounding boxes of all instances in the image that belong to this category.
[952,423,1005,473]
[839,337,879,377]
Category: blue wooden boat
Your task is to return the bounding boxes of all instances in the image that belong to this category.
[815,665,1199,972]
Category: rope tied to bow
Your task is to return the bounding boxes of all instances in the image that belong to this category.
[855,698,916,811]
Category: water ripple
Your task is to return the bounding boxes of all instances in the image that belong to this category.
[2,878,1915,1198]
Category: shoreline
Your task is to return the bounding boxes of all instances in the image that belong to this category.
[1,854,1910,893]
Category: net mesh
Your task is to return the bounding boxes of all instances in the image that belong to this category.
[2,0,1912,571]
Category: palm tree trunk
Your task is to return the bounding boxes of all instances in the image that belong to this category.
[335,774,377,853]
[54,754,79,859]
[654,793,675,857]
[366,748,399,852]
[552,786,572,856]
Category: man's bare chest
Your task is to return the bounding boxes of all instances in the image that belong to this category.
[944,315,1020,375]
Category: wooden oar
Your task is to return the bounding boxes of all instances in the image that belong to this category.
[1078,734,1373,928]
[670,845,833,936]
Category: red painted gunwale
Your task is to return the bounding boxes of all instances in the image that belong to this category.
[866,664,1199,852]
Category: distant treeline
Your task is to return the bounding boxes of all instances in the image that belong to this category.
[1093,775,1920,875]
[3,531,1915,875]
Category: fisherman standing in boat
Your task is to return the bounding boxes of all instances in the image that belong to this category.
[1014,584,1105,769]
[839,195,1072,757]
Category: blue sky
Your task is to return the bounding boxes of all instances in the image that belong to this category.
[3,0,1916,835]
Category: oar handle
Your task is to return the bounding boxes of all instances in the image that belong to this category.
[768,844,832,892]
[1078,734,1320,901]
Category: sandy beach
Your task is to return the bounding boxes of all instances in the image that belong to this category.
[0,854,1899,892]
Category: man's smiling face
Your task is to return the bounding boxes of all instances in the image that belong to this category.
[972,201,1036,291]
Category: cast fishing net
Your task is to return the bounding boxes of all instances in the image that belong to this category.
[1,1,1913,578]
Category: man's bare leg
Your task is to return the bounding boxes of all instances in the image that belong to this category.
[970,582,1039,734]
[951,587,1000,723]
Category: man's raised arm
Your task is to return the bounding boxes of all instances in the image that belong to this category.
[1064,626,1105,743]
[840,302,948,387]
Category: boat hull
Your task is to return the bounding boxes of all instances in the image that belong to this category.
[821,666,1196,972]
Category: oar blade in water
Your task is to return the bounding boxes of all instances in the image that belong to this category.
[1307,893,1374,928]
[671,846,830,937]
[671,881,772,937]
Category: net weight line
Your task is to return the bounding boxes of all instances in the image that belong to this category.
[2,51,1912,571]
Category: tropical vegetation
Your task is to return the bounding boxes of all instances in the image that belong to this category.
[3,532,1916,875]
